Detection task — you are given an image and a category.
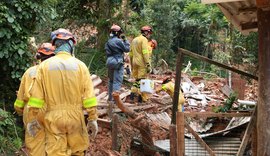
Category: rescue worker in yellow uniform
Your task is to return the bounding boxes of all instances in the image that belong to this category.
[148,39,157,65]
[27,28,98,156]
[157,77,185,112]
[14,43,55,156]
[129,26,153,103]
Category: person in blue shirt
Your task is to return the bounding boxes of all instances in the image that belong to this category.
[105,24,130,102]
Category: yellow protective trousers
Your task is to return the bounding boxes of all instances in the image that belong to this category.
[23,105,46,156]
[44,106,89,156]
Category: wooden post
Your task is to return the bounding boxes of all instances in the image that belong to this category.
[256,4,270,156]
[112,114,118,151]
[170,124,177,156]
[252,123,257,156]
[237,106,257,156]
[176,112,185,156]
[172,49,183,124]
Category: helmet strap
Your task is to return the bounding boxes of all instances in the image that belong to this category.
[67,40,75,55]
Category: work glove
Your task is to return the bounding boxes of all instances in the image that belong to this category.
[87,120,98,139]
[14,106,24,116]
[146,63,152,73]
[27,119,41,137]
[120,34,126,41]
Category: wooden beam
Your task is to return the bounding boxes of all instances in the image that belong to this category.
[177,112,185,156]
[256,0,270,8]
[238,7,257,13]
[237,107,257,156]
[201,0,245,4]
[179,48,258,80]
[241,22,258,30]
[185,121,215,156]
[184,112,252,118]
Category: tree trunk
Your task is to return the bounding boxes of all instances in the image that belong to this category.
[97,0,111,52]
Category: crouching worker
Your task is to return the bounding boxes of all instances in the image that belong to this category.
[14,43,55,156]
[157,77,185,112]
[27,28,98,156]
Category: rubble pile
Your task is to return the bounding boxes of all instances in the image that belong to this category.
[87,72,257,155]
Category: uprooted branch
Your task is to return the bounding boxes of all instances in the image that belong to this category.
[112,91,158,156]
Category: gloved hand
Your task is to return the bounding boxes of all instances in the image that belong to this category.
[87,120,98,139]
[120,34,126,41]
[14,106,24,116]
[27,120,41,137]
[146,63,152,73]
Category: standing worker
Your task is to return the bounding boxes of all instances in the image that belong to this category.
[105,24,130,102]
[14,43,55,156]
[129,25,153,103]
[27,28,98,156]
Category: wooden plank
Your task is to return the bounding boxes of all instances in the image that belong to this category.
[179,48,258,80]
[241,22,258,30]
[221,85,233,97]
[177,112,185,156]
[185,121,215,156]
[238,7,257,13]
[201,0,244,4]
[170,124,177,156]
[97,118,111,129]
[184,112,252,118]
[237,107,257,156]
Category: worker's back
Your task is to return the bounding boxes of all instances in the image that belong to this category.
[130,35,150,67]
[35,51,92,110]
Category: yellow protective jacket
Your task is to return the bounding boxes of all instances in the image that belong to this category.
[162,81,185,112]
[28,51,97,117]
[130,35,151,67]
[14,65,37,115]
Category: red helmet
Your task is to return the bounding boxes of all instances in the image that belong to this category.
[110,24,122,32]
[51,28,76,45]
[141,25,153,33]
[38,43,55,55]
[150,39,157,49]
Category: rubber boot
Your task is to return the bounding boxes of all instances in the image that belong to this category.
[138,95,143,103]
[130,93,135,101]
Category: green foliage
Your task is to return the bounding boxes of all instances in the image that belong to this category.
[212,92,237,113]
[0,108,23,155]
[75,40,107,77]
[231,31,258,72]
[0,0,54,108]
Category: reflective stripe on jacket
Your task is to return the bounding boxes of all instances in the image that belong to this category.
[14,66,37,108]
